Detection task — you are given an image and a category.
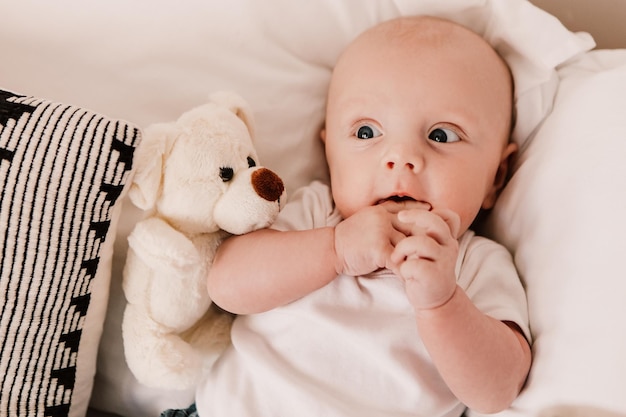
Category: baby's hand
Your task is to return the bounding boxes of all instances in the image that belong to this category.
[333,201,421,277]
[390,208,461,310]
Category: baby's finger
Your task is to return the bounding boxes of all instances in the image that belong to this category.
[389,227,409,247]
[396,209,451,244]
[391,212,416,237]
[431,208,461,239]
[391,234,439,264]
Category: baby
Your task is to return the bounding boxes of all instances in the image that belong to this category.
[165,15,532,417]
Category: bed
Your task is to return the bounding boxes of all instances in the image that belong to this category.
[2,1,626,416]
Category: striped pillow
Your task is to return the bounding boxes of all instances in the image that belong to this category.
[0,89,140,417]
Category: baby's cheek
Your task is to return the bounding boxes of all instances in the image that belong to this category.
[451,204,479,237]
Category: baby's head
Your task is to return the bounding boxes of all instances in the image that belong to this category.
[322,16,517,236]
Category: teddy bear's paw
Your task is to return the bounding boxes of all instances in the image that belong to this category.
[132,336,205,389]
[539,405,626,417]
[184,304,234,357]
[123,306,206,389]
[128,217,202,271]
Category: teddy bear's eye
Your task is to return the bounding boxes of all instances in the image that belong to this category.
[219,167,234,182]
[247,156,256,168]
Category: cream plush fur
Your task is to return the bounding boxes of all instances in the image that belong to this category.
[540,406,626,417]
[121,91,285,390]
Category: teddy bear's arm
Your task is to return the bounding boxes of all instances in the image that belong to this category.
[127,217,203,272]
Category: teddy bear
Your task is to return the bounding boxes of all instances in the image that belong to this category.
[540,405,625,417]
[121,91,286,390]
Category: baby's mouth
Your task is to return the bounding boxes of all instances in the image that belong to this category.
[385,195,414,203]
[376,196,432,210]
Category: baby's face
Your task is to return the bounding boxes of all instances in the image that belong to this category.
[322,17,516,236]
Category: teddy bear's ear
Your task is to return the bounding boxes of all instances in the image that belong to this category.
[209,91,256,140]
[128,122,177,210]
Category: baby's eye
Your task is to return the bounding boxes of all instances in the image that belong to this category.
[355,124,382,140]
[428,128,460,143]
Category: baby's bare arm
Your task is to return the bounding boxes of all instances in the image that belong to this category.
[208,203,409,315]
[391,208,530,411]
[207,227,337,314]
[416,288,531,413]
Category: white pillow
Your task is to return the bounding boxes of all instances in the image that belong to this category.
[0,1,598,417]
[475,50,626,417]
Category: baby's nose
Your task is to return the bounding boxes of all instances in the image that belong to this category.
[251,168,285,202]
[383,137,424,172]
[386,161,416,170]
[385,148,423,173]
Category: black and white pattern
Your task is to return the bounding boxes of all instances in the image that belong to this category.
[0,90,140,417]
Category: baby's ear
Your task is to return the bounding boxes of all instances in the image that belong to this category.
[210,91,256,139]
[320,128,327,143]
[482,142,518,209]
[129,123,178,210]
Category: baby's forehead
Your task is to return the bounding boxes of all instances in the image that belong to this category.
[373,16,510,81]
[346,16,508,71]
[343,17,508,78]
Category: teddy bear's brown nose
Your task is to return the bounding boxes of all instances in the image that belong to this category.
[251,168,285,202]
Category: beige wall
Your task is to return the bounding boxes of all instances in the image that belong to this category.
[531,0,626,49]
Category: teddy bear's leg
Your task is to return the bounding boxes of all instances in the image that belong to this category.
[183,304,235,360]
[122,304,206,389]
[539,405,626,417]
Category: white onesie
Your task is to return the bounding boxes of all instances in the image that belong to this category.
[196,181,530,417]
